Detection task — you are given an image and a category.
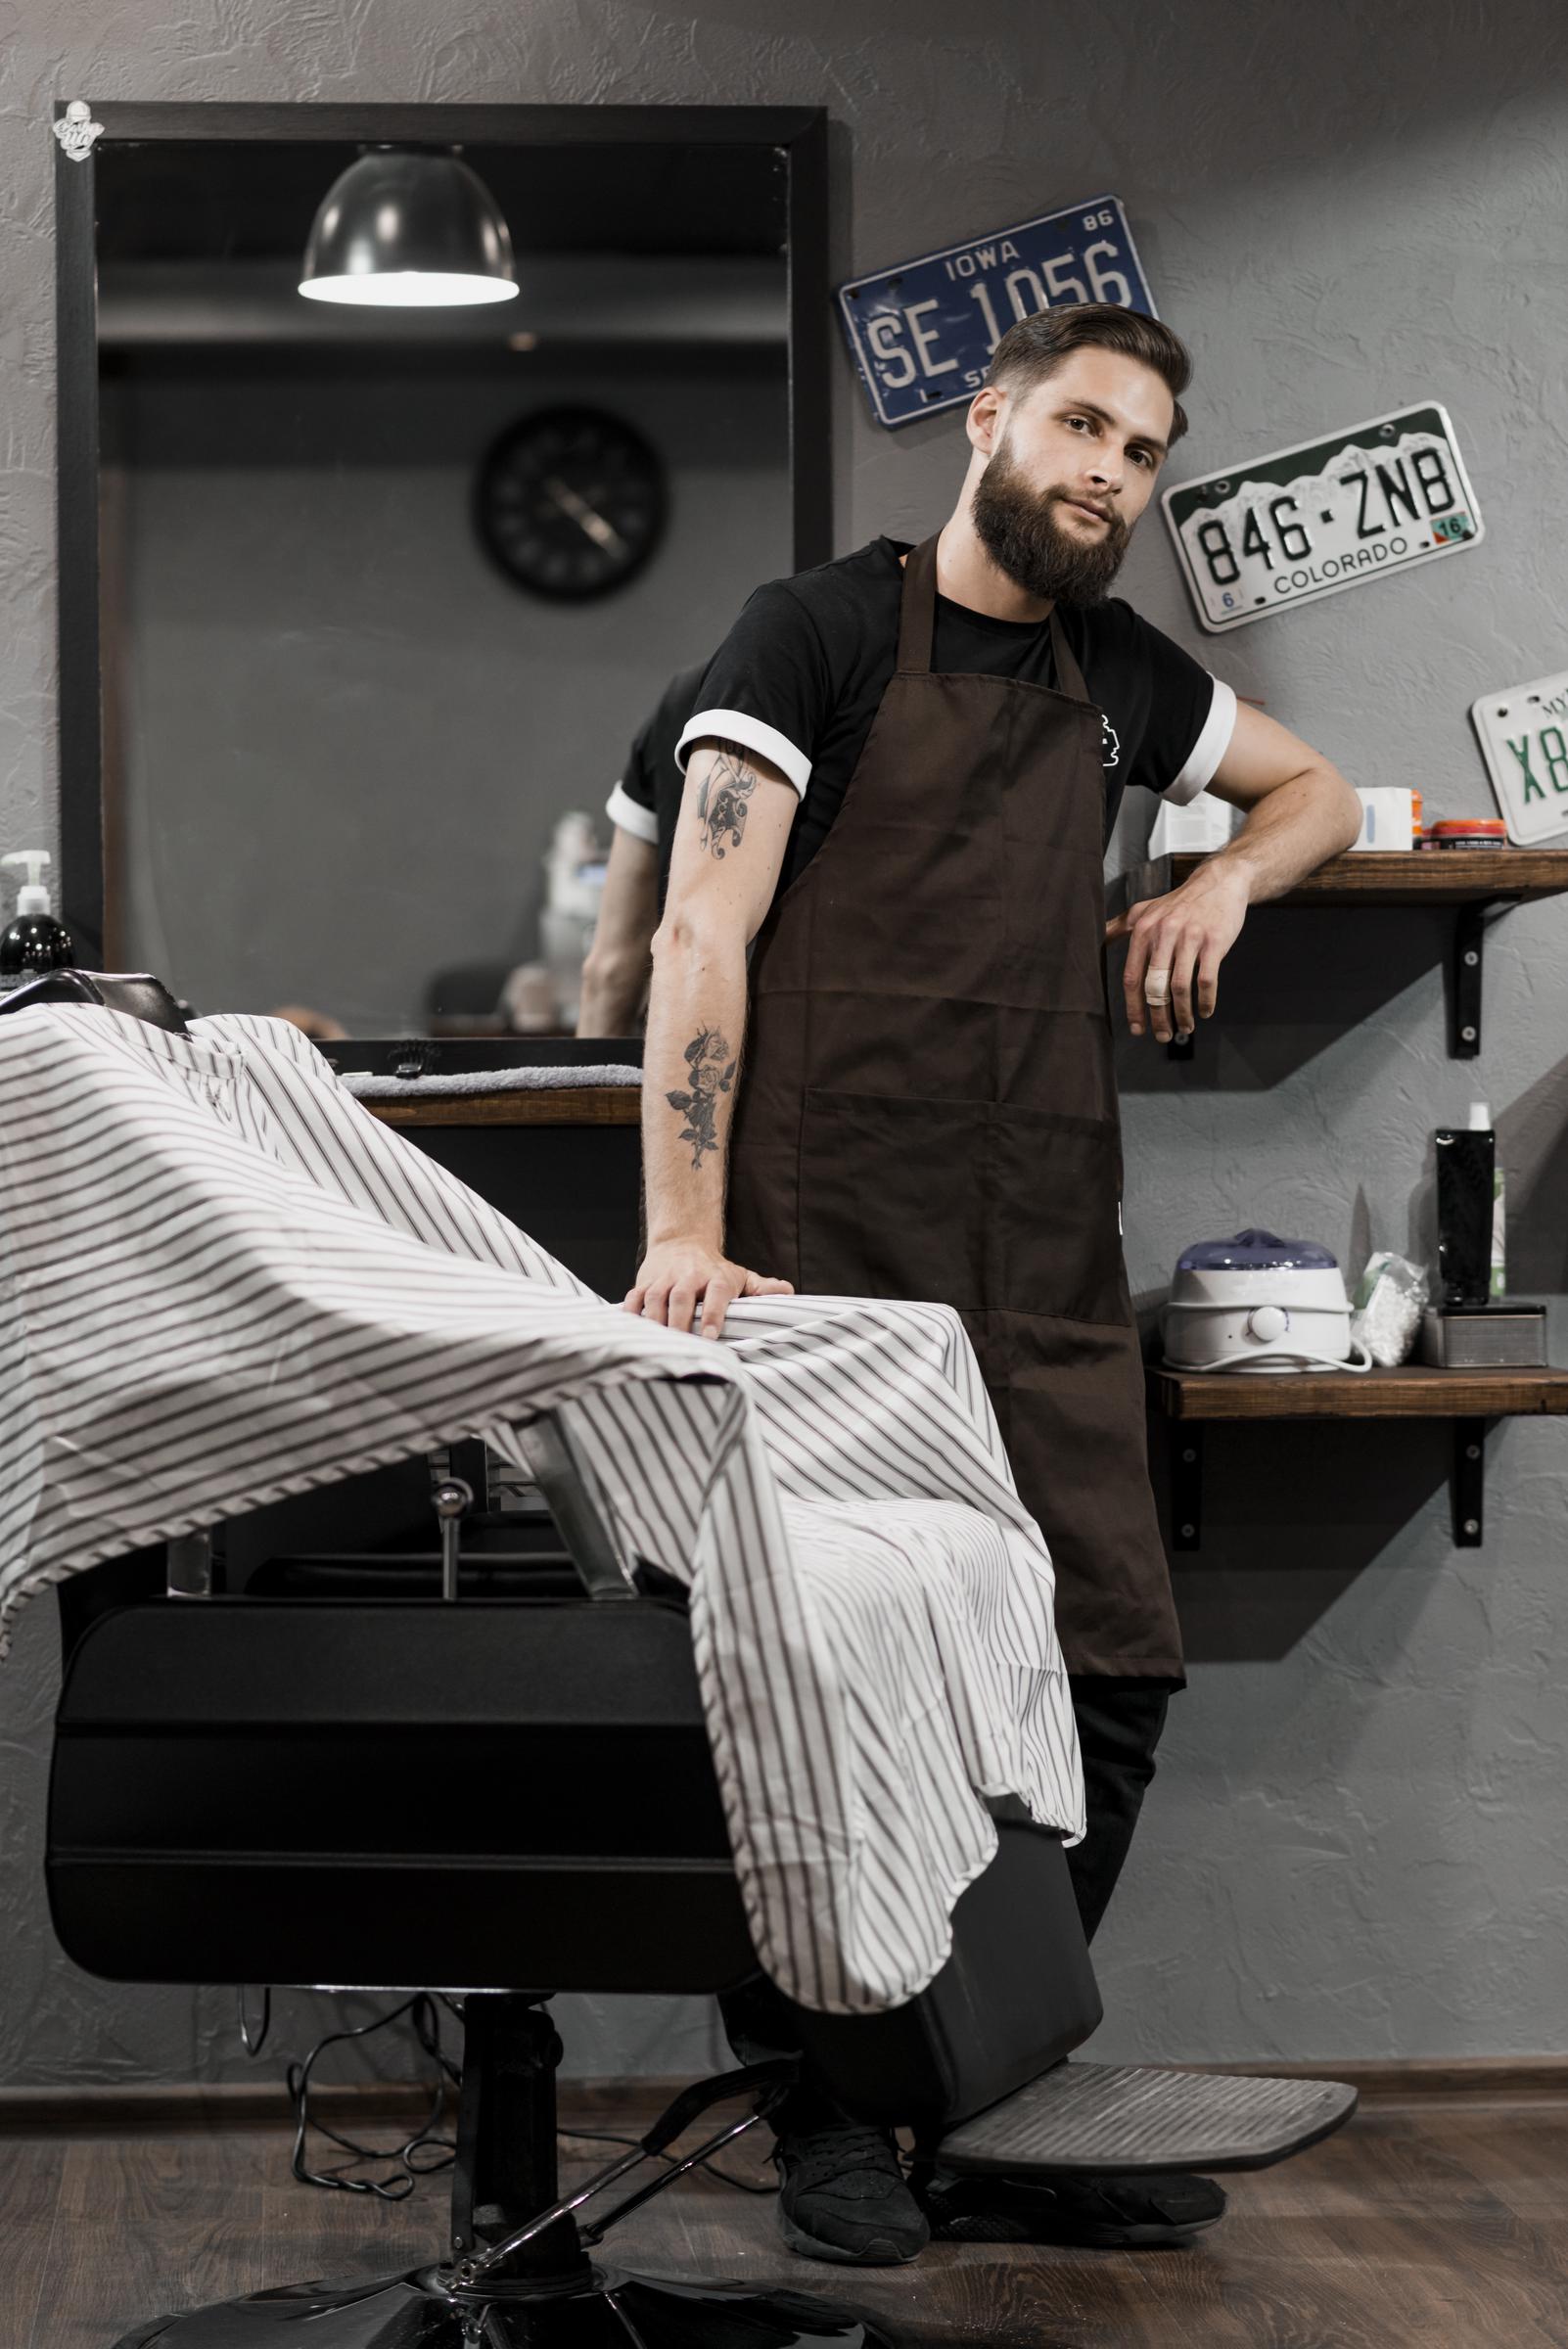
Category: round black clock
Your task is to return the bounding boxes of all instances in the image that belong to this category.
[476,406,668,600]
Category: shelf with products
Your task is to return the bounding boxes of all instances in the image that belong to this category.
[1146,1362,1568,1551]
[1117,847,1568,1058]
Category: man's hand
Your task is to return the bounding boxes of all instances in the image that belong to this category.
[1105,704,1362,1041]
[626,1238,794,1339]
[1104,860,1250,1042]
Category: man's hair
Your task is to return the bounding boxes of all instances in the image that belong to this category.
[984,303,1191,444]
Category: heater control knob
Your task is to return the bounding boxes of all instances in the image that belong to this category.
[1247,1304,1290,1344]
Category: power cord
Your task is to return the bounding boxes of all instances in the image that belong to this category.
[237,1989,460,2201]
[238,1991,775,2201]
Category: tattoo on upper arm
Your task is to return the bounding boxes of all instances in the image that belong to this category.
[666,1026,736,1171]
[696,741,759,859]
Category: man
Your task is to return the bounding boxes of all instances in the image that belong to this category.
[577,661,706,1035]
[593,304,1361,2262]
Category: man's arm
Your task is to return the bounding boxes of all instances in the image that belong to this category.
[626,738,800,1337]
[577,827,659,1036]
[1104,702,1361,1043]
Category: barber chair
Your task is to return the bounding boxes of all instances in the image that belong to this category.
[47,1433,1356,2349]
[20,975,1357,2345]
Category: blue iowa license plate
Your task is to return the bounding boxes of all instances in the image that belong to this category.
[1162,403,1484,632]
[837,197,1156,429]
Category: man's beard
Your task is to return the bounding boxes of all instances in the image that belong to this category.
[971,438,1130,606]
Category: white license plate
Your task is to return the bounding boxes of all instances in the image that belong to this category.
[1163,403,1484,633]
[1470,666,1568,845]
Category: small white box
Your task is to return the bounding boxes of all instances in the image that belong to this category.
[1350,787,1414,851]
[1148,790,1239,858]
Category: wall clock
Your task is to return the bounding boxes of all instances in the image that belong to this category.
[476,406,668,600]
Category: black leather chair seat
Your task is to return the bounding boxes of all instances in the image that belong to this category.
[50,1595,757,1994]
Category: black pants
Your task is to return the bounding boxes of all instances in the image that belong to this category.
[1062,1674,1175,1943]
[720,1676,1175,2074]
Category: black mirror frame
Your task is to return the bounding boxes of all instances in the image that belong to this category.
[54,100,832,963]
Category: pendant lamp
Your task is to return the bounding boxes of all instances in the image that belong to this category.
[300,149,518,308]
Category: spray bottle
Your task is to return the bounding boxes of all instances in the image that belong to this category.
[0,853,76,995]
[538,813,606,1031]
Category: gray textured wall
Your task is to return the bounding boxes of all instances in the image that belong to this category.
[2,0,1566,2091]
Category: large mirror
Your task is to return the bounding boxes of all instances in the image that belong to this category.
[59,105,828,1036]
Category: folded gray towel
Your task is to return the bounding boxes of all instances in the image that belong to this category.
[344,1062,642,1101]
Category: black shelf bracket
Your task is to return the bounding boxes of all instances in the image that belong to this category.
[1451,896,1529,1060]
[1167,1414,1495,1552]
[1452,1416,1488,1546]
[1452,901,1485,1058]
[1171,1425,1204,1551]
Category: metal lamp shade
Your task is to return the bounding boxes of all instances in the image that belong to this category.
[300,151,518,307]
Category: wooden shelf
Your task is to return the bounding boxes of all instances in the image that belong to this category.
[1146,1361,1568,1550]
[1170,847,1568,906]
[1148,1362,1568,1421]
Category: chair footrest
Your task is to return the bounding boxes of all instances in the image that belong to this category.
[936,2062,1358,2177]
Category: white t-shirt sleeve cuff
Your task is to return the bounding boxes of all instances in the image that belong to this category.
[605,781,659,844]
[1164,678,1238,806]
[674,708,811,800]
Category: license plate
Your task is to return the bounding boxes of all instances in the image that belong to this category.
[837,197,1157,430]
[1162,404,1484,633]
[1470,666,1568,845]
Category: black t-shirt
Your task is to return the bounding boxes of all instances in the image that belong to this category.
[607,536,1235,899]
[607,660,709,911]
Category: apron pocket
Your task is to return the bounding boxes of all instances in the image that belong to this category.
[798,1088,990,1311]
[992,1102,1126,1325]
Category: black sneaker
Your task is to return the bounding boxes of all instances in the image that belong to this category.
[923,2168,1225,2248]
[774,2115,930,2266]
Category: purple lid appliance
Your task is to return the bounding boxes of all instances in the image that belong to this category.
[1162,1229,1371,1376]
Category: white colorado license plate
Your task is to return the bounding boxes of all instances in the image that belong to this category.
[1470,665,1568,845]
[1162,403,1484,633]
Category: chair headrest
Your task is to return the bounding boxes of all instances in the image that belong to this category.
[0,969,190,1034]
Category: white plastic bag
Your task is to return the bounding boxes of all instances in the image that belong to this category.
[1350,1250,1429,1367]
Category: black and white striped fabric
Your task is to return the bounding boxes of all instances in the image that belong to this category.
[0,1005,1082,2013]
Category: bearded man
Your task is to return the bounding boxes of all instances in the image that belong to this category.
[591,303,1360,2262]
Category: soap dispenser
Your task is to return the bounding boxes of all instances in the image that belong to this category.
[0,852,76,994]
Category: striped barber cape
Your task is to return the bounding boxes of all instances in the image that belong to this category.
[0,1004,1083,2013]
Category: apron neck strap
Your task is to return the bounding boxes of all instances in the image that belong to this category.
[897,532,1093,705]
[1048,606,1090,704]
[895,533,942,674]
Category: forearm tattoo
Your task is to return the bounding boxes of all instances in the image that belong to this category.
[667,1025,736,1171]
[696,740,758,860]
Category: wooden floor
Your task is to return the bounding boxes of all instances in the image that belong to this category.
[5,2088,1567,2348]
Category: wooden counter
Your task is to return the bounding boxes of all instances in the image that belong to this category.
[365,1085,640,1129]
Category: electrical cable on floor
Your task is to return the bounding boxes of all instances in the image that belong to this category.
[237,1991,776,2201]
[238,1988,460,2200]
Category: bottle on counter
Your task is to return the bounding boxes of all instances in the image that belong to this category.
[0,852,76,995]
[538,813,607,1032]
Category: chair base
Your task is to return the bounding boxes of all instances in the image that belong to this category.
[112,2260,895,2346]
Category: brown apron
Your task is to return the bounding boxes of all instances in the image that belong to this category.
[725,533,1181,1679]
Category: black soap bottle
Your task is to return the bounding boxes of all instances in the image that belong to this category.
[1435,1105,1495,1311]
[0,852,75,994]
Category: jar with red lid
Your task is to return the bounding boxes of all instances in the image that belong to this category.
[1429,818,1508,849]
